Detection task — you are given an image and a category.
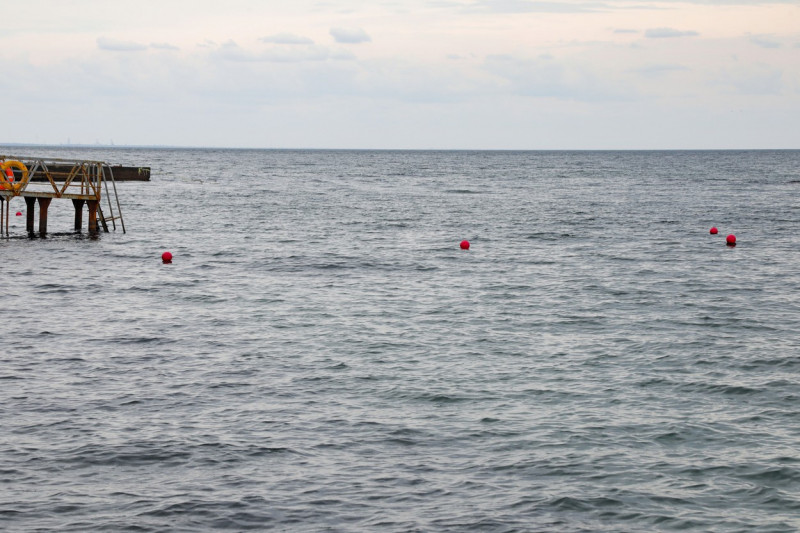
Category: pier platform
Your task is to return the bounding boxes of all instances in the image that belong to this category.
[28,164,150,181]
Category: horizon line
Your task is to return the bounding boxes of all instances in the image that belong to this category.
[1,142,798,152]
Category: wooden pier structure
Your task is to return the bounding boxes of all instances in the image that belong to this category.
[0,156,133,237]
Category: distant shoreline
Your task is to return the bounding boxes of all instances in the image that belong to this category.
[1,143,799,152]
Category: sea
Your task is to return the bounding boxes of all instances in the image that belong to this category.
[1,148,799,532]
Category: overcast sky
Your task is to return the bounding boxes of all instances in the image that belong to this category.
[1,0,798,149]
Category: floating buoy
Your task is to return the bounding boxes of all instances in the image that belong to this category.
[460,240,470,250]
[162,251,173,263]
[726,234,736,246]
[15,211,21,216]
[710,227,718,235]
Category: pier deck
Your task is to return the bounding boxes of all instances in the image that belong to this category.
[27,164,150,181]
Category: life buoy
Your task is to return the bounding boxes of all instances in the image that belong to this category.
[0,160,28,193]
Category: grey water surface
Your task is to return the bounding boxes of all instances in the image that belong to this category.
[1,148,799,532]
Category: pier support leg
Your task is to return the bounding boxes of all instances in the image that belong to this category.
[72,199,85,232]
[87,200,98,235]
[37,198,52,238]
[25,197,36,234]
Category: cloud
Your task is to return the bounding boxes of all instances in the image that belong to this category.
[97,37,148,52]
[469,0,611,13]
[261,33,315,45]
[749,35,781,49]
[444,0,800,12]
[330,27,371,44]
[260,46,354,62]
[212,40,354,63]
[644,28,699,38]
[634,0,795,3]
[613,29,639,34]
[98,38,180,52]
[629,64,690,78]
[150,42,180,51]
[714,64,783,95]
[483,54,631,101]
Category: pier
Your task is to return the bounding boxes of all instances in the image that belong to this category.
[28,164,150,182]
[0,156,136,237]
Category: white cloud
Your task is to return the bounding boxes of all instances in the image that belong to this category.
[714,64,783,95]
[438,0,799,14]
[261,46,354,62]
[633,0,795,3]
[348,58,489,103]
[749,35,781,49]
[212,40,353,63]
[629,64,690,78]
[261,33,315,45]
[97,37,148,51]
[483,54,632,101]
[329,27,371,44]
[150,42,180,50]
[644,28,699,38]
[468,0,610,13]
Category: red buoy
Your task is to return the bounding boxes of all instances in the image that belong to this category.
[710,227,718,235]
[460,240,470,250]
[15,211,21,216]
[162,251,173,263]
[726,234,736,246]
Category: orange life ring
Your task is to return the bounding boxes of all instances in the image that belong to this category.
[0,160,28,193]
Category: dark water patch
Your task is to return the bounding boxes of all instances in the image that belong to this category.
[739,465,800,486]
[738,357,800,370]
[527,231,576,240]
[675,381,763,396]
[34,283,72,294]
[87,336,177,345]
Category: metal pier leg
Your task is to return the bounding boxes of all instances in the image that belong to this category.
[87,200,98,235]
[4,199,9,236]
[25,197,36,234]
[37,198,52,237]
[72,199,85,232]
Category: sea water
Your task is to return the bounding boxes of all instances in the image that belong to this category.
[1,148,799,532]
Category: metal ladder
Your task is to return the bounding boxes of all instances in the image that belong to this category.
[98,164,126,233]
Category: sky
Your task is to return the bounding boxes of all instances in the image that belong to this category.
[1,0,798,149]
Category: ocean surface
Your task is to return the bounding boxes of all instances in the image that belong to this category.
[1,148,799,532]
